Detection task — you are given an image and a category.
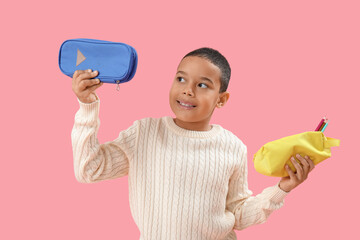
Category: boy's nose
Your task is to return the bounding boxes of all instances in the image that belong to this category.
[183,88,194,96]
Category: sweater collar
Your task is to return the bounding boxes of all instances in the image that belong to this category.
[163,116,222,139]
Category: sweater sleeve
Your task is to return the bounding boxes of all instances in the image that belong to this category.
[71,96,139,183]
[225,144,289,231]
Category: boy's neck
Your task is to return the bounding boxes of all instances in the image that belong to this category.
[173,118,213,131]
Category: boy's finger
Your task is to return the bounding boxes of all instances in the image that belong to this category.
[291,157,303,181]
[78,70,98,81]
[305,156,315,171]
[74,69,92,78]
[286,164,296,179]
[79,78,101,90]
[296,154,310,173]
[73,70,82,79]
[85,79,103,89]
[84,82,103,95]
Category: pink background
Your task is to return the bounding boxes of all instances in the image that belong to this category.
[1,0,358,239]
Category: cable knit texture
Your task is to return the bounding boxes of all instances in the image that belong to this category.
[71,97,289,240]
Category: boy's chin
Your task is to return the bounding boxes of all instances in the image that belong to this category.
[170,105,212,123]
[171,113,191,122]
[172,114,203,124]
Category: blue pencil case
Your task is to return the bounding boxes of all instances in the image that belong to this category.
[58,38,138,84]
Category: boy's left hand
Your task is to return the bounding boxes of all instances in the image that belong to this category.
[279,154,315,192]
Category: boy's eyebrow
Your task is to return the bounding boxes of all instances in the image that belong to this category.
[177,71,214,85]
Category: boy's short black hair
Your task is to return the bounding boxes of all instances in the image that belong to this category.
[182,47,231,93]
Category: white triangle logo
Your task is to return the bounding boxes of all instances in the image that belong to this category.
[76,49,86,66]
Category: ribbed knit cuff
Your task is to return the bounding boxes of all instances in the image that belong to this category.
[77,97,100,122]
[269,182,289,204]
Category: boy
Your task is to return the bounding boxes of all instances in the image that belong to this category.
[71,47,315,240]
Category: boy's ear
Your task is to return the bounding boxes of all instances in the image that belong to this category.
[216,91,230,108]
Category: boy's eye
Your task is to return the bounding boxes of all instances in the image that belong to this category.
[177,77,185,82]
[198,83,208,88]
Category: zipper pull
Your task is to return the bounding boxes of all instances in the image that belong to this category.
[116,80,120,91]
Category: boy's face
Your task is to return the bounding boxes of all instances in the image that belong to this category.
[169,56,229,129]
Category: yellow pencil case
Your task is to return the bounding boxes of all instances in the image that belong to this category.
[253,131,340,177]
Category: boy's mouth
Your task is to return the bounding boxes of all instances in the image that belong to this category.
[176,100,196,108]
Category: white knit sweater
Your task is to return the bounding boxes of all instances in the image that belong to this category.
[71,97,289,240]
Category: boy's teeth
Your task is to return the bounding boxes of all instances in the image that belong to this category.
[180,102,194,107]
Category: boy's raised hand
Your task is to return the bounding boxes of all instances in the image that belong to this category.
[278,154,315,192]
[72,69,103,103]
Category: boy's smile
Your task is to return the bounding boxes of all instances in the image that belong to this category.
[169,56,229,131]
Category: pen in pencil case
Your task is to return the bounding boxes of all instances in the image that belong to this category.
[318,118,327,131]
[319,118,328,132]
[315,117,326,131]
[320,119,329,132]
